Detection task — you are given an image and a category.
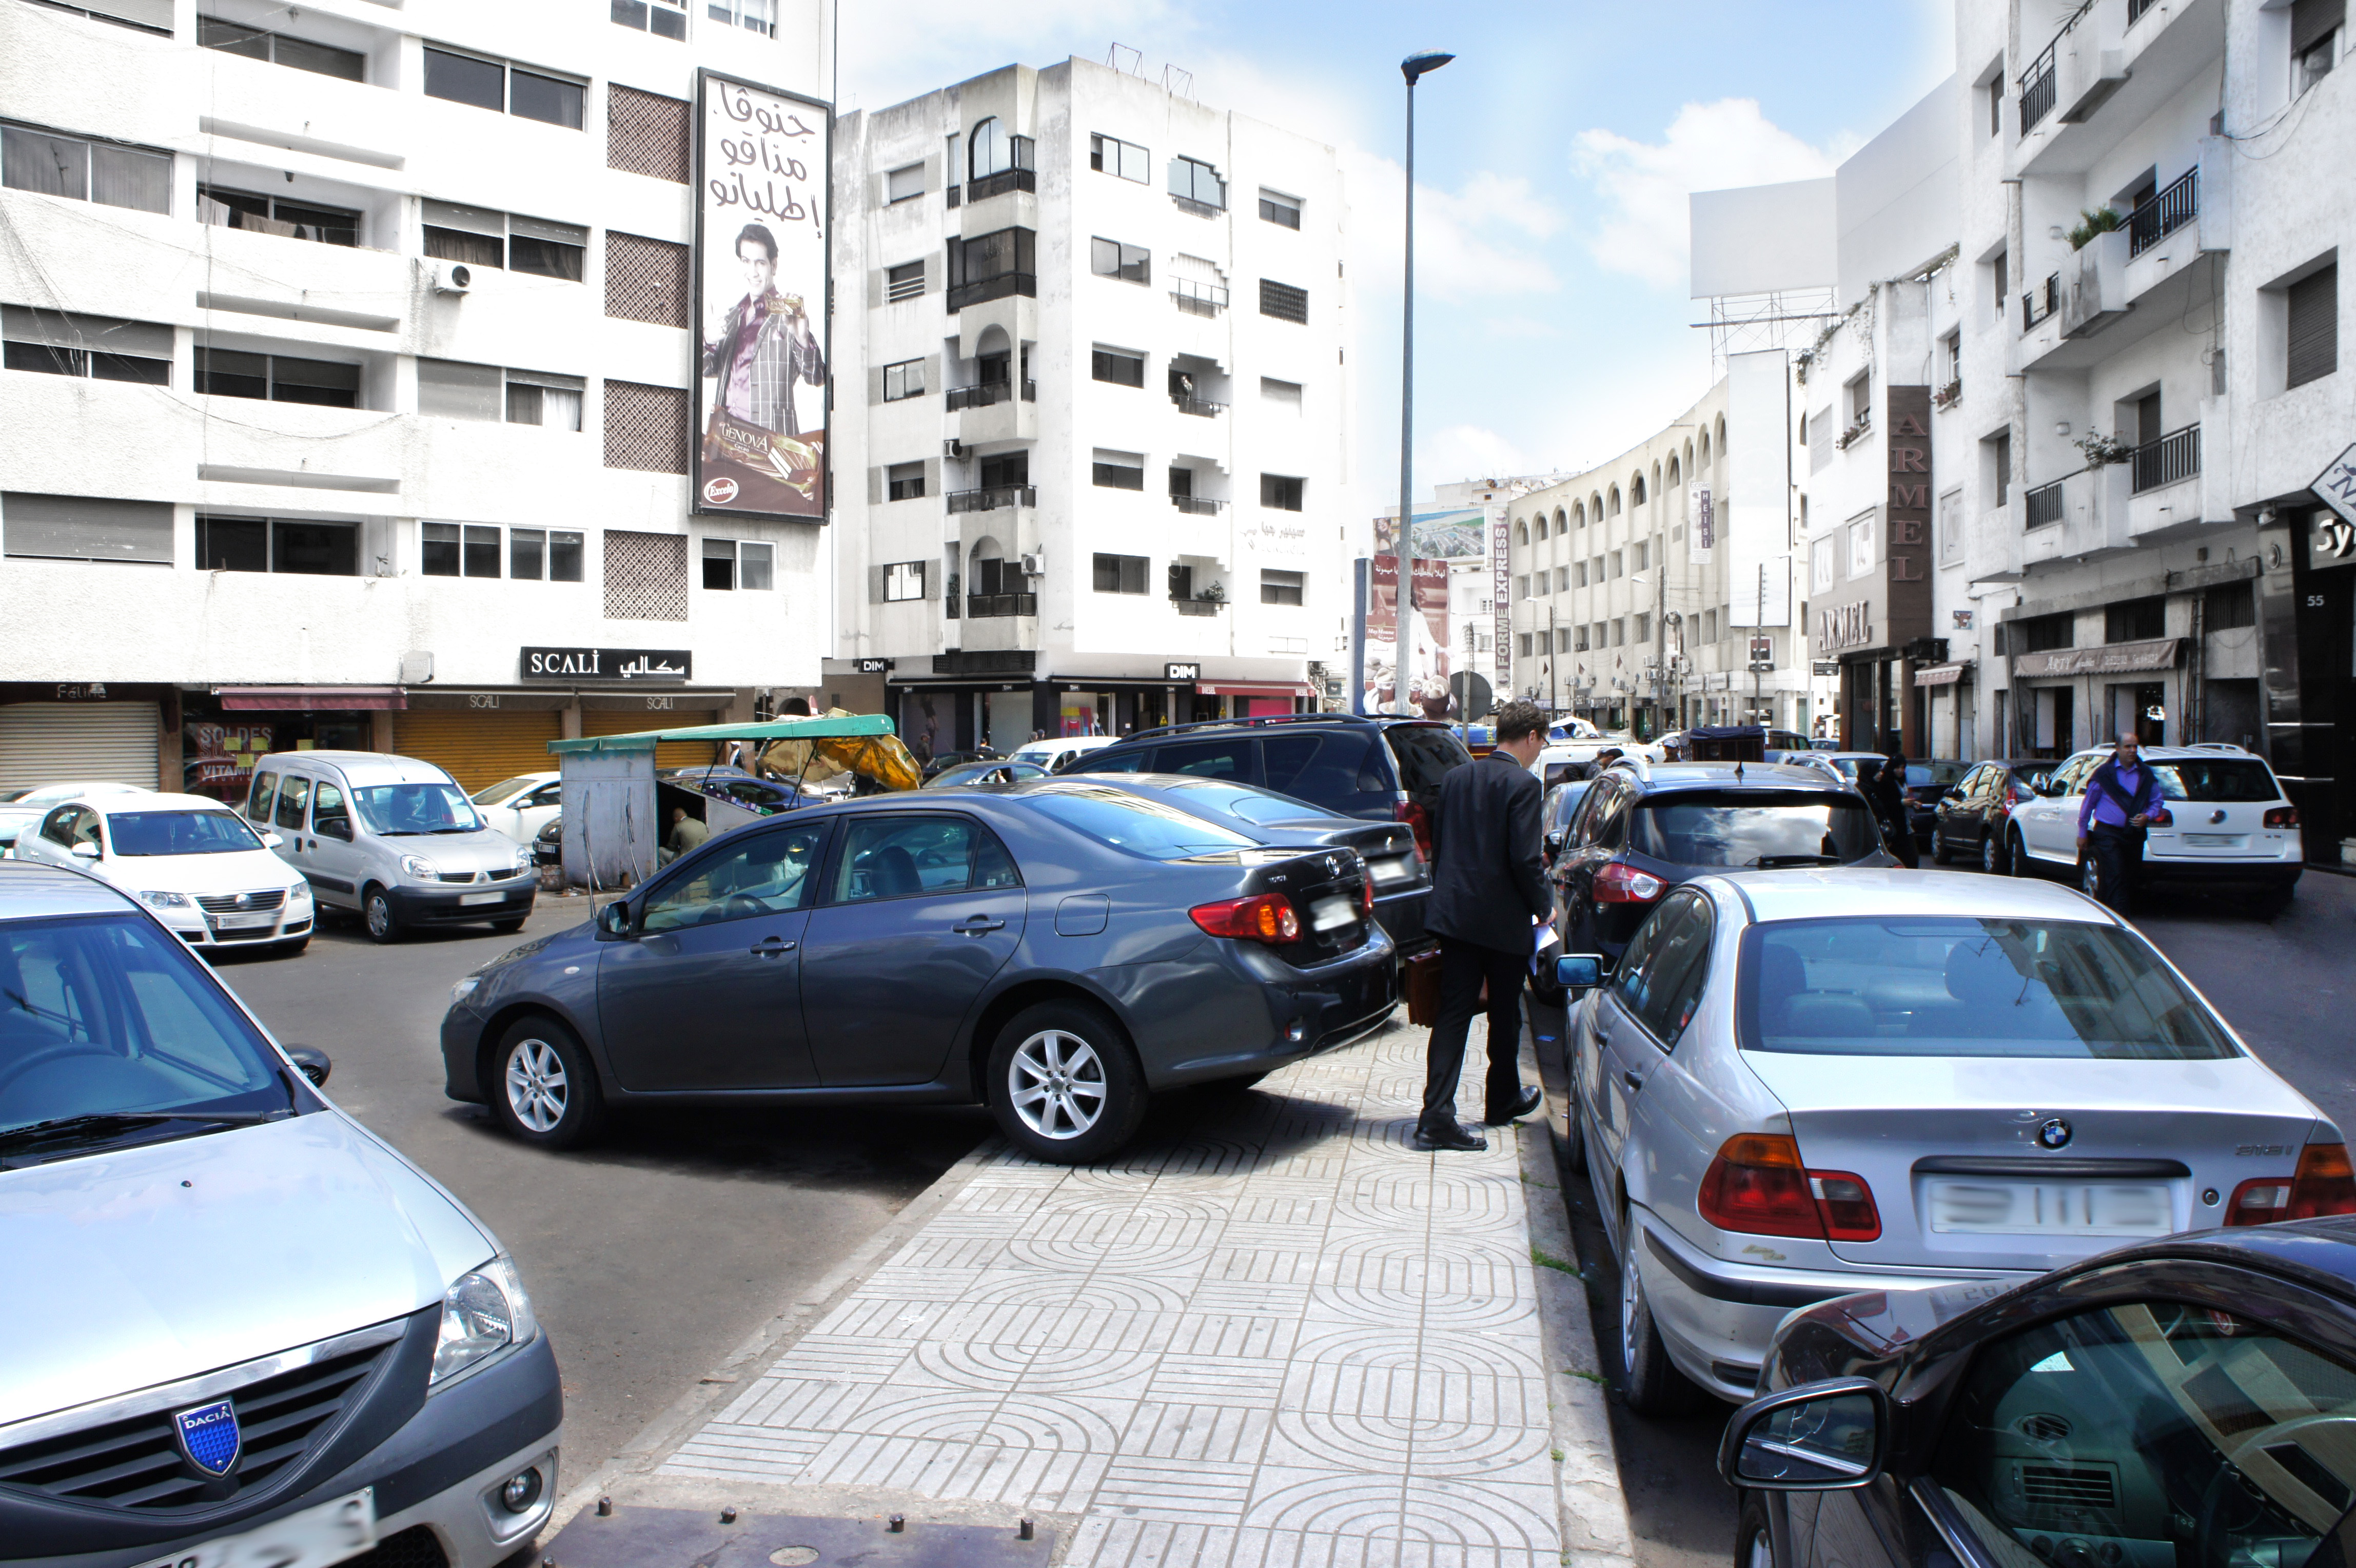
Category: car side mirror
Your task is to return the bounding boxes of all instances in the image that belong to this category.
[283,1045,331,1087]
[1543,830,1565,858]
[263,831,285,849]
[597,900,636,939]
[1555,953,1604,992]
[70,841,99,860]
[2041,777,2068,797]
[1717,1378,1888,1491]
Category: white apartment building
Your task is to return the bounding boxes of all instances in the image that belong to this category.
[1505,368,1814,738]
[828,60,1350,758]
[1710,0,2354,861]
[0,0,827,796]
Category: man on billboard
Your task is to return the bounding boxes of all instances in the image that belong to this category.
[700,221,825,511]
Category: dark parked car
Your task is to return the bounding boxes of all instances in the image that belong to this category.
[1540,758,1890,977]
[1818,755,1966,849]
[1065,713,1472,947]
[1928,757,2055,872]
[440,778,1397,1163]
[1541,779,1593,869]
[1724,1213,2356,1568]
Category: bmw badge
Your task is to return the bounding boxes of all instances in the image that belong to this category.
[2037,1117,2074,1150]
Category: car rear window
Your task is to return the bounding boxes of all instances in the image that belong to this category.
[2151,758,2280,802]
[1263,732,1392,814]
[1739,916,2236,1059]
[1630,791,1881,868]
[1385,726,1471,796]
[1907,762,1968,788]
[1024,783,1259,859]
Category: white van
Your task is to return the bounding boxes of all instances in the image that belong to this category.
[1010,734,1124,774]
[244,752,537,943]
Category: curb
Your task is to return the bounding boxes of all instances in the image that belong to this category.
[1518,1035,1640,1568]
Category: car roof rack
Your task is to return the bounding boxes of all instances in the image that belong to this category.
[1118,712,1383,744]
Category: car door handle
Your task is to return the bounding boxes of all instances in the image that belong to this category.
[953,915,1006,936]
[1622,1070,1644,1092]
[749,936,797,957]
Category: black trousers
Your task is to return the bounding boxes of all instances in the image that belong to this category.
[1421,934,1528,1125]
[2086,823,2146,912]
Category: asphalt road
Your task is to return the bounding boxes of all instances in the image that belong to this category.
[213,892,985,1479]
[1534,866,2356,1568]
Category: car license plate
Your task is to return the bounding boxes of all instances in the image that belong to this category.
[2182,833,2245,848]
[134,1486,374,1568]
[1368,855,1416,886]
[212,912,277,930]
[459,891,504,906]
[1309,895,1357,932]
[1926,1180,2171,1237]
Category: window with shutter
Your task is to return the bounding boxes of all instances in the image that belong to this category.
[2288,263,2338,389]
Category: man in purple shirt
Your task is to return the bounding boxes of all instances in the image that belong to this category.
[2077,732,2167,912]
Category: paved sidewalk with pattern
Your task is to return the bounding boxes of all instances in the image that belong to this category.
[660,1020,1620,1566]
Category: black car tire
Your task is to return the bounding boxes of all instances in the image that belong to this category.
[1617,1207,1704,1416]
[273,933,311,958]
[489,1014,605,1150]
[1931,829,1954,865]
[362,885,403,945]
[2006,828,2035,878]
[1201,1069,1272,1094]
[1735,1493,1779,1568]
[491,918,526,934]
[1980,830,2006,876]
[987,999,1148,1164]
[2251,885,2295,919]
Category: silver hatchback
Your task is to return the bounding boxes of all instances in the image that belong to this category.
[1564,867,2350,1412]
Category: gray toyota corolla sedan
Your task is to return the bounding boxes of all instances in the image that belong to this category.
[440,777,1398,1162]
[1,861,560,1568]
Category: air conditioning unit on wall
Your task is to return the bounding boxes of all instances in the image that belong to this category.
[943,439,966,460]
[1020,553,1043,577]
[430,261,472,295]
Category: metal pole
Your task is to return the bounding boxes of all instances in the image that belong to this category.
[1548,604,1557,714]
[1396,73,1417,718]
[1350,557,1369,715]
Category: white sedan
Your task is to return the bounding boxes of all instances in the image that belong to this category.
[11,792,315,955]
[472,772,563,847]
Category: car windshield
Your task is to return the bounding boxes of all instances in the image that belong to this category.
[1025,783,1260,859]
[1631,792,1882,867]
[1154,777,1338,827]
[2149,758,2280,802]
[1740,916,2237,1059]
[350,782,481,835]
[471,776,542,806]
[106,810,265,857]
[1,914,287,1147]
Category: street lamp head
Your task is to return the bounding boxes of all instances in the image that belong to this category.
[1401,50,1455,84]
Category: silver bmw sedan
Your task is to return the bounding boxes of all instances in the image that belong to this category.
[1564,867,2350,1413]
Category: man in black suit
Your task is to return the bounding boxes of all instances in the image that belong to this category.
[1417,698,1553,1151]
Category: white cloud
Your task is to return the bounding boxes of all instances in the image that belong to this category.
[1418,424,1534,487]
[1569,100,1852,289]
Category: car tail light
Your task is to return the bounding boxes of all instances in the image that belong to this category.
[1189,893,1301,945]
[1359,873,1375,915]
[1595,861,1667,904]
[1697,1133,1881,1242]
[2006,783,2034,809]
[2227,1143,2356,1226]
[2266,806,2300,829]
[1394,797,1432,861]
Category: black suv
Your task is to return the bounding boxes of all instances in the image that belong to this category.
[1063,713,1474,950]
[1542,758,1891,982]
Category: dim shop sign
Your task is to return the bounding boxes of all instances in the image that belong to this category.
[521,647,693,681]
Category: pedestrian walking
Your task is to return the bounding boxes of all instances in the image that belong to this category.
[1866,744,1918,868]
[1416,698,1551,1152]
[2078,731,2164,913]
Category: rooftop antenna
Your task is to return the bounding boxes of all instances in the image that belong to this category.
[1106,42,1143,75]
[1162,64,1193,99]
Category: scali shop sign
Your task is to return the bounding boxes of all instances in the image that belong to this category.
[521,647,693,681]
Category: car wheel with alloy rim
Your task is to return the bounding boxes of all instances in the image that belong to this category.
[1930,828,1954,865]
[986,999,1146,1163]
[1735,1494,1780,1568]
[2080,854,2104,903]
[490,1015,604,1149]
[2007,828,2034,878]
[1616,1207,1703,1416]
[1980,830,2005,876]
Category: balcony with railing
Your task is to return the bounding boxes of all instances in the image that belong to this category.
[2129,423,2199,494]
[945,380,1035,410]
[947,271,1035,312]
[2021,460,2134,566]
[966,136,1035,204]
[2025,478,2066,528]
[2018,0,2221,176]
[2022,273,2060,329]
[1171,495,1225,516]
[2127,168,2196,258]
[946,484,1035,514]
[1170,393,1226,418]
[2019,37,2061,132]
[1173,597,1225,617]
[1170,279,1228,318]
[966,592,1036,618]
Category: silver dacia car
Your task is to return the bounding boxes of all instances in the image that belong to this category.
[0,860,560,1567]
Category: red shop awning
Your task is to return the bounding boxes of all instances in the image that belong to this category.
[215,686,407,711]
[1197,683,1309,698]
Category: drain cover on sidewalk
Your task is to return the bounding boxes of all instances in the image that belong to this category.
[541,1505,1054,1568]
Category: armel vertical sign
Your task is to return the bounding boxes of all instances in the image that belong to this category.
[1884,385,1933,646]
[694,69,831,522]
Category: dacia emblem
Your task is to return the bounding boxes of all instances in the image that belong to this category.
[173,1399,242,1478]
[2037,1117,2073,1150]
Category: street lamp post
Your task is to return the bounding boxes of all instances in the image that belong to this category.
[1395,48,1453,718]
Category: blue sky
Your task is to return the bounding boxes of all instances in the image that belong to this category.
[838,0,1956,506]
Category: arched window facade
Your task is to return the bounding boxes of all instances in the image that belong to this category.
[1515,519,1529,546]
[1553,507,1567,534]
[1607,486,1621,516]
[1631,473,1646,505]
[1716,414,1727,455]
[1573,502,1585,528]
[1701,430,1712,467]
[969,117,1009,179]
[1667,455,1681,486]
[1534,514,1547,540]
[1590,493,1604,522]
